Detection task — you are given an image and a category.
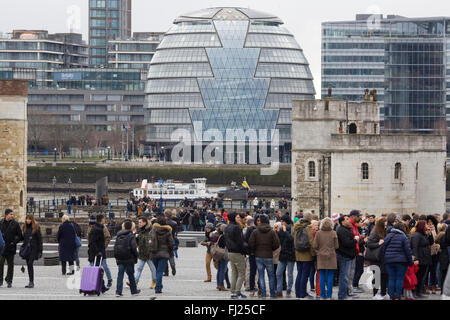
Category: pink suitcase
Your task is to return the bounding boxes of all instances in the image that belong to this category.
[79,263,104,296]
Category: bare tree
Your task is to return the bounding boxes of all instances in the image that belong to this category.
[71,124,96,159]
[133,125,146,158]
[27,109,50,157]
[47,116,72,160]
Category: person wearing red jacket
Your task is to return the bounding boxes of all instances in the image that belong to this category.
[348,210,362,296]
[403,264,419,300]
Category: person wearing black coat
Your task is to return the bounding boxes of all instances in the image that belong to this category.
[244,218,257,295]
[335,216,357,300]
[21,215,43,288]
[164,209,179,277]
[56,215,76,276]
[0,209,24,287]
[366,217,388,299]
[276,224,296,297]
[411,221,433,297]
[88,220,106,265]
[114,220,140,296]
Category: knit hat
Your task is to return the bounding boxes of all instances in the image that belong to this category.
[303,212,312,222]
[349,210,361,217]
[331,213,340,223]
[205,223,214,230]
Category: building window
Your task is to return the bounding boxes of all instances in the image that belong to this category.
[308,161,316,178]
[416,162,418,180]
[394,163,401,180]
[349,123,357,134]
[361,163,369,180]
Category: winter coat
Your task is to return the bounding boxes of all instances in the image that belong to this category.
[411,232,432,266]
[313,219,338,270]
[277,229,296,262]
[22,224,43,261]
[152,223,174,260]
[57,221,77,262]
[248,224,280,259]
[137,224,152,261]
[224,222,246,254]
[88,223,106,262]
[437,232,449,271]
[166,218,178,238]
[0,230,4,255]
[294,219,315,262]
[336,224,357,259]
[366,229,383,264]
[403,265,419,290]
[0,219,23,256]
[114,229,138,265]
[381,228,413,266]
[192,214,201,227]
[244,225,256,245]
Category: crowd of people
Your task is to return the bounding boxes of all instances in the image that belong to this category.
[1,206,450,300]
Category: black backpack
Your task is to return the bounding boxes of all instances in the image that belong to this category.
[295,226,310,252]
[114,233,131,260]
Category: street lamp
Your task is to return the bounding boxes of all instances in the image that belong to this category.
[107,146,111,161]
[53,148,57,162]
[68,178,72,215]
[52,176,57,212]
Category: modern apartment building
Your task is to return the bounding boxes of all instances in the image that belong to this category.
[322,15,450,133]
[108,32,163,70]
[89,0,132,66]
[0,30,88,88]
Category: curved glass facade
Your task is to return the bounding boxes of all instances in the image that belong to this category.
[145,7,315,162]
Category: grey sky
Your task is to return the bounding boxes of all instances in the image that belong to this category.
[1,0,449,94]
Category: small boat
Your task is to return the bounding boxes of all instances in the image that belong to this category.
[132,178,218,200]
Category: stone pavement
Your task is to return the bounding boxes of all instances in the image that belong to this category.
[0,245,444,300]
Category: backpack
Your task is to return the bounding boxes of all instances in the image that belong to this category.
[149,229,159,254]
[295,226,310,252]
[114,232,131,260]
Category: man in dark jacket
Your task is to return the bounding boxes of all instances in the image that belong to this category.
[0,209,24,288]
[163,209,178,277]
[276,217,296,297]
[133,217,156,289]
[336,215,357,300]
[224,212,247,299]
[87,214,109,293]
[248,214,281,298]
[152,216,174,294]
[244,217,257,296]
[114,220,140,297]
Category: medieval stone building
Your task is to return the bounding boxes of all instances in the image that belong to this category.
[291,97,446,217]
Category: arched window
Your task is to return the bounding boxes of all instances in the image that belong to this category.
[394,163,401,180]
[349,123,357,134]
[308,161,316,178]
[361,163,369,180]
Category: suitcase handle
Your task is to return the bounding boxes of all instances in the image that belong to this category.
[95,255,103,267]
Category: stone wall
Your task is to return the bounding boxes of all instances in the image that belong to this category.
[0,80,28,222]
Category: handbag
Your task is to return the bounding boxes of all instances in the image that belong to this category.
[72,223,81,248]
[19,236,32,260]
[211,235,228,262]
[364,245,381,262]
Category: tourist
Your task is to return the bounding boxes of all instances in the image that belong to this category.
[151,215,174,294]
[294,212,315,299]
[114,220,140,297]
[308,220,319,295]
[192,210,201,232]
[276,216,295,298]
[313,217,338,300]
[336,215,357,300]
[347,210,363,296]
[56,215,76,276]
[21,214,43,289]
[200,222,215,282]
[214,223,230,291]
[366,217,389,300]
[425,215,439,294]
[164,209,178,277]
[411,220,432,297]
[381,222,414,300]
[224,212,247,299]
[133,217,156,289]
[71,219,82,271]
[367,215,376,235]
[87,214,109,293]
[0,209,23,288]
[437,223,448,291]
[272,222,282,291]
[248,214,280,298]
[244,217,257,296]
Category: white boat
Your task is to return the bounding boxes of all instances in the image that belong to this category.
[132,178,218,200]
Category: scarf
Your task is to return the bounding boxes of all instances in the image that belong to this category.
[349,217,360,255]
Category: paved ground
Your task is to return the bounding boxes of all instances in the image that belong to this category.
[0,245,444,300]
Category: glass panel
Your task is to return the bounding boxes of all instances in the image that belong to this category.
[259,49,307,64]
[158,34,221,49]
[146,78,200,93]
[148,109,191,123]
[151,48,208,63]
[255,63,312,78]
[147,63,213,78]
[146,93,205,108]
[245,34,301,49]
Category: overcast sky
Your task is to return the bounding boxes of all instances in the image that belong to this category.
[1,0,449,94]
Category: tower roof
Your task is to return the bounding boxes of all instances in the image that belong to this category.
[174,7,283,24]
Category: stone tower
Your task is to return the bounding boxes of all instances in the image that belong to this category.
[291,98,379,218]
[0,80,28,222]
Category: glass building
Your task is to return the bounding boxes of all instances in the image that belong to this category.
[145,7,315,163]
[322,15,449,133]
[89,0,132,66]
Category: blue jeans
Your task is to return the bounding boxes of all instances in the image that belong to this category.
[295,261,312,298]
[249,255,257,291]
[182,224,189,232]
[256,257,276,297]
[217,259,228,287]
[116,264,137,294]
[152,258,168,292]
[277,261,294,294]
[135,259,156,282]
[337,253,353,300]
[309,266,316,289]
[89,258,112,282]
[319,269,335,299]
[385,263,408,299]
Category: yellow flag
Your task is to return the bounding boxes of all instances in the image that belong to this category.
[242,180,250,190]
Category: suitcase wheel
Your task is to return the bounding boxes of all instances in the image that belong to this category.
[97,292,101,296]
[84,293,87,296]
